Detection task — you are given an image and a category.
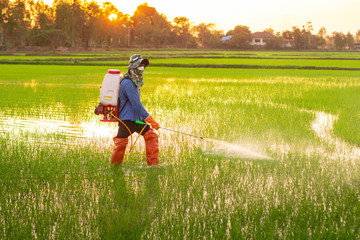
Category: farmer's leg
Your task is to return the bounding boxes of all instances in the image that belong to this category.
[137,124,158,166]
[111,121,133,165]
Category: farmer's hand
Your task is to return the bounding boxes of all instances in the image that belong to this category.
[145,115,160,130]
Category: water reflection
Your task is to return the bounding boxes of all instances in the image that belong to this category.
[0,114,117,148]
[24,79,38,92]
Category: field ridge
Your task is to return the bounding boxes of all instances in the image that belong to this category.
[2,60,360,71]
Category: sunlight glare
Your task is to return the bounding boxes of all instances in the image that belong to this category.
[109,13,117,21]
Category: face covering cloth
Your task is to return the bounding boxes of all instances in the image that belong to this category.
[124,68,144,88]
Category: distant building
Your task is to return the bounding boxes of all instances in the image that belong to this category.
[221,35,232,42]
[355,43,360,50]
[221,31,294,49]
[283,39,294,48]
[250,31,274,46]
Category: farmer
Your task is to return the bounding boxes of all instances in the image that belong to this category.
[111,54,160,165]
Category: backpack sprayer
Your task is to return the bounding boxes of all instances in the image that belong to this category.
[94,69,123,122]
[94,69,204,151]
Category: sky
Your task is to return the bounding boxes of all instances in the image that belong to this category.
[44,0,360,34]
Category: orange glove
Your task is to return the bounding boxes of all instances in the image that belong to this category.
[145,115,160,130]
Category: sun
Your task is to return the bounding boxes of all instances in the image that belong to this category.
[109,14,117,21]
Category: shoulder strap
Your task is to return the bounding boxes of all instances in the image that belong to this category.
[117,78,129,115]
[118,98,129,115]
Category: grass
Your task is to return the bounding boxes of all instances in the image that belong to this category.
[1,51,360,239]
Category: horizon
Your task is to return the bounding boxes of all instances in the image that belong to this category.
[42,0,360,35]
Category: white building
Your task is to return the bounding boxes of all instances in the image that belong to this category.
[250,31,274,46]
[355,43,360,50]
[283,39,295,48]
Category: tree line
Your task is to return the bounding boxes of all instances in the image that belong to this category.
[0,0,359,50]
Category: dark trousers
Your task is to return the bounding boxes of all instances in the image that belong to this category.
[116,120,151,138]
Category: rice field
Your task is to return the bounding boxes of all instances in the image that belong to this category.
[0,51,360,239]
[3,50,360,70]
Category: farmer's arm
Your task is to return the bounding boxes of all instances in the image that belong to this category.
[124,81,149,120]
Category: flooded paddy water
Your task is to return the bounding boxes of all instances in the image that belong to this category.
[1,59,360,239]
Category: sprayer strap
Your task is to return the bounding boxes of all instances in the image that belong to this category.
[118,99,129,115]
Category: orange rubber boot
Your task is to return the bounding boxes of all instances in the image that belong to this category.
[143,129,159,165]
[111,137,128,165]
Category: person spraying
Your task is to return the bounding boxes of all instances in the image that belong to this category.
[111,54,160,165]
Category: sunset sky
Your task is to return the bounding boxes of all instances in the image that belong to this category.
[45,0,359,34]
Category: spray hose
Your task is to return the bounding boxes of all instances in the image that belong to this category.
[110,112,148,153]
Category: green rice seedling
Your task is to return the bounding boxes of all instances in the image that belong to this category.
[3,50,360,68]
[148,58,360,69]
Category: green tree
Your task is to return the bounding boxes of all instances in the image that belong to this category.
[37,8,54,30]
[193,23,223,48]
[83,1,104,48]
[261,28,282,49]
[0,0,9,47]
[173,16,195,48]
[282,30,293,39]
[54,2,72,46]
[304,21,313,47]
[131,4,153,46]
[54,0,86,48]
[356,29,360,42]
[108,12,130,48]
[264,28,275,35]
[227,25,252,49]
[70,0,85,48]
[290,23,321,50]
[131,3,174,47]
[29,28,66,48]
[47,28,67,49]
[264,34,282,50]
[152,13,175,47]
[27,0,55,47]
[318,27,326,38]
[98,1,119,48]
[6,0,31,47]
[333,32,347,50]
[317,27,327,48]
[346,32,355,50]
[292,26,308,49]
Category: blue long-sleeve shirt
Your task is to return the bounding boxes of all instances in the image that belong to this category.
[118,78,149,122]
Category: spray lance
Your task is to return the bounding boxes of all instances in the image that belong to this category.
[135,120,205,140]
